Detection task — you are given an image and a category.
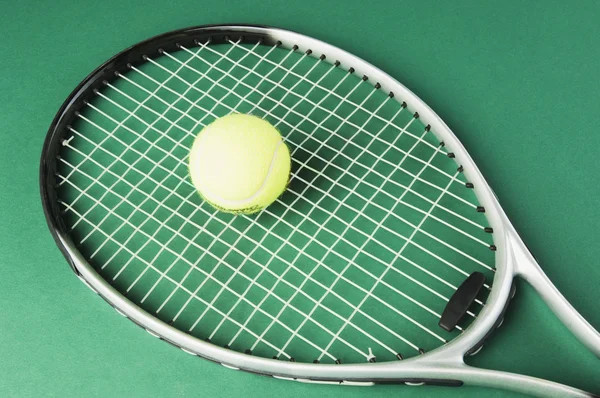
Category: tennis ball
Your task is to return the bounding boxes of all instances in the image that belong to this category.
[188,113,291,215]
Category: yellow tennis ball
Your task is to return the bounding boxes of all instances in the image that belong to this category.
[188,114,291,215]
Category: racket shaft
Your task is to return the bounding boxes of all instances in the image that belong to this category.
[459,365,597,398]
[509,228,600,358]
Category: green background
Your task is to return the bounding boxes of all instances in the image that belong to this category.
[1,0,599,397]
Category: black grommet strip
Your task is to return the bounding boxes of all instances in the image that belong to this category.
[245,349,252,355]
[319,54,326,60]
[313,359,320,364]
[490,245,497,251]
[368,357,377,363]
[275,40,282,47]
[448,152,455,158]
[388,91,394,98]
[457,165,464,173]
[292,44,299,51]
[335,359,342,364]
[272,356,278,360]
[425,124,431,132]
[401,101,407,108]
[334,60,340,67]
[476,206,485,213]
[466,182,474,188]
[348,67,355,74]
[413,112,419,119]
[484,227,493,233]
[418,348,425,355]
[396,353,403,360]
[223,345,230,349]
[362,74,368,81]
[374,82,381,89]
[305,49,312,55]
[289,357,296,362]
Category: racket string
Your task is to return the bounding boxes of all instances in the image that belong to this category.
[58,153,427,358]
[62,44,222,250]
[59,198,297,359]
[76,48,489,286]
[78,87,483,297]
[165,44,476,207]
[123,46,478,222]
[57,41,495,362]
[57,154,436,357]
[242,84,449,358]
[116,46,493,263]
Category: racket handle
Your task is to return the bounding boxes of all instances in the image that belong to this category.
[510,230,600,358]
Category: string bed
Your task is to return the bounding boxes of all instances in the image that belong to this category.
[56,38,495,364]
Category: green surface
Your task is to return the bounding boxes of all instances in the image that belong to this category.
[1,1,599,397]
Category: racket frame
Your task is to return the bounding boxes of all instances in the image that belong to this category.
[40,24,599,398]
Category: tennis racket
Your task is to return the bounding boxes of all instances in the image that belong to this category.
[40,24,599,397]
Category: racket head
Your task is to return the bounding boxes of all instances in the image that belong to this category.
[40,24,517,383]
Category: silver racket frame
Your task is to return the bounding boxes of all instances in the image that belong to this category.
[40,25,600,398]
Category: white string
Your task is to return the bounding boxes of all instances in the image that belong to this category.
[137,52,489,239]
[161,43,306,323]
[149,43,283,308]
[156,47,477,209]
[68,43,233,258]
[72,91,488,309]
[207,63,440,355]
[319,163,463,359]
[75,88,486,302]
[180,53,325,333]
[57,42,495,362]
[126,40,268,292]
[61,47,204,218]
[183,43,462,186]
[226,40,440,154]
[112,54,491,262]
[114,54,478,223]
[59,151,433,354]
[90,62,491,290]
[58,167,349,360]
[60,199,295,358]
[265,96,450,359]
[58,158,428,357]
